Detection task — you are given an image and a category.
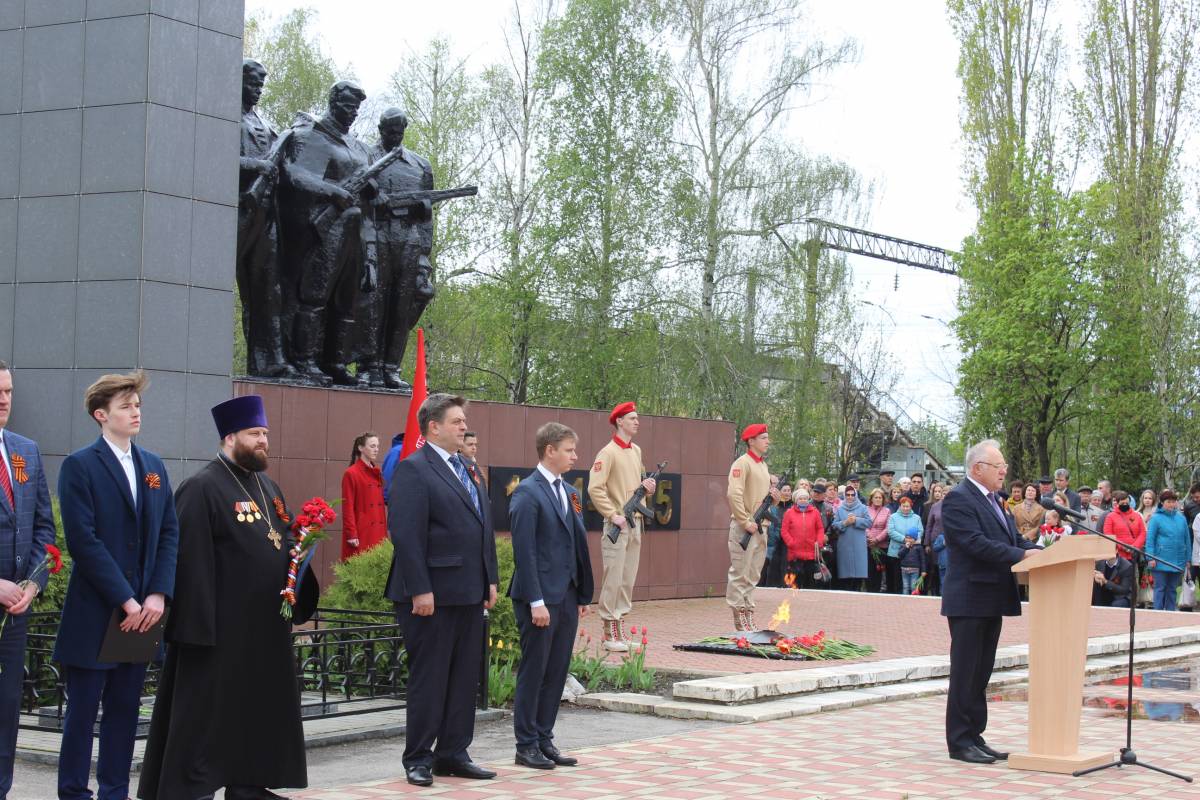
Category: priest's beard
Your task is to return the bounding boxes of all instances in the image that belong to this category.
[231,440,269,472]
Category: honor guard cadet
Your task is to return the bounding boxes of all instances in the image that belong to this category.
[139,395,317,800]
[726,424,777,632]
[586,402,655,651]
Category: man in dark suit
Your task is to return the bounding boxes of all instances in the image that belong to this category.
[0,362,57,800]
[508,423,594,769]
[1093,556,1134,607]
[941,439,1038,765]
[55,372,179,800]
[386,394,499,787]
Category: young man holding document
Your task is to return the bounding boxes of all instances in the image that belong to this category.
[55,372,179,800]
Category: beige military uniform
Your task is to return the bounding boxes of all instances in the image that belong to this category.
[726,451,771,611]
[587,437,646,621]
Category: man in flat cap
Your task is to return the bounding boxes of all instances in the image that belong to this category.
[726,424,777,631]
[139,395,316,800]
[587,402,655,651]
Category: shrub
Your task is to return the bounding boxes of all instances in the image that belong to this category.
[322,540,395,615]
[319,534,521,656]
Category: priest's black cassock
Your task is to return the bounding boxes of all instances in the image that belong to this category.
[137,453,311,799]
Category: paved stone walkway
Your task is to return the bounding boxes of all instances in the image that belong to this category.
[588,589,1199,675]
[294,691,1200,799]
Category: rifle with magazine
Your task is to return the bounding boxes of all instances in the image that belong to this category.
[739,474,787,551]
[606,461,668,544]
[383,185,478,212]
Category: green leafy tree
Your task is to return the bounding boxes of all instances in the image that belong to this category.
[1081,0,1200,487]
[246,8,343,130]
[534,0,680,410]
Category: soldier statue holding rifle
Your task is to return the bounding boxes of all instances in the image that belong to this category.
[236,59,297,380]
[278,80,394,386]
[355,107,477,390]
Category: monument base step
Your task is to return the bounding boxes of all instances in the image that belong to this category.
[577,635,1200,723]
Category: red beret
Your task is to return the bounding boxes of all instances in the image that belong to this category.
[741,423,767,442]
[609,401,637,426]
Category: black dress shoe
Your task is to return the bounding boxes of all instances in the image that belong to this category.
[431,760,496,779]
[515,746,556,769]
[976,742,1009,760]
[949,745,997,764]
[405,765,434,786]
[540,743,578,766]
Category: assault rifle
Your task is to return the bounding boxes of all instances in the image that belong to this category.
[311,144,407,239]
[384,185,479,211]
[242,129,292,208]
[606,461,668,544]
[739,474,787,551]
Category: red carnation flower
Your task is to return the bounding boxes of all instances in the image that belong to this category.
[45,544,64,574]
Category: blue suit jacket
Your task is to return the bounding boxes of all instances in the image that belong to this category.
[940,480,1038,618]
[384,445,499,606]
[54,437,180,669]
[0,430,57,589]
[507,469,595,606]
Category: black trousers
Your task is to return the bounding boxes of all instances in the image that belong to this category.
[884,555,902,594]
[396,603,484,768]
[945,616,1003,753]
[513,590,579,748]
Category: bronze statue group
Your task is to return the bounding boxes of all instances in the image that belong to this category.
[238,60,473,391]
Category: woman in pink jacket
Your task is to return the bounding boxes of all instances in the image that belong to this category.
[864,488,892,593]
[781,487,827,589]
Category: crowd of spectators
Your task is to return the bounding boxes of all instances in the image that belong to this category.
[760,468,1200,614]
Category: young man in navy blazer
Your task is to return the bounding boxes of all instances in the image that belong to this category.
[0,362,57,800]
[385,393,499,787]
[508,422,595,769]
[940,438,1038,765]
[55,372,180,800]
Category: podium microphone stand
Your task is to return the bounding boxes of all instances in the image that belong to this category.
[1043,500,1192,783]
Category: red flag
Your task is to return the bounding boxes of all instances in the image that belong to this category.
[400,328,427,459]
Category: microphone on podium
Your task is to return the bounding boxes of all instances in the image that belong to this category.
[1039,496,1085,521]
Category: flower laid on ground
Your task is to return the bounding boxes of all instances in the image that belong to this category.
[0,545,64,667]
[280,496,336,619]
[696,629,873,661]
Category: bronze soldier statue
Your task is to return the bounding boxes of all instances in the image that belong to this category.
[355,109,435,391]
[277,81,376,386]
[236,59,297,380]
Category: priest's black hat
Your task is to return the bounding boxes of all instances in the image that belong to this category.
[211,395,269,438]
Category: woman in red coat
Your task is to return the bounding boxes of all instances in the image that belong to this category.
[341,432,386,560]
[781,487,827,589]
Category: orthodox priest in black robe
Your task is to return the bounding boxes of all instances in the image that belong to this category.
[138,395,317,800]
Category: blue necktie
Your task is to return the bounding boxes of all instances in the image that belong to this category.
[553,478,567,516]
[451,454,481,514]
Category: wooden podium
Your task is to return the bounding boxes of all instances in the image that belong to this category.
[1008,535,1116,774]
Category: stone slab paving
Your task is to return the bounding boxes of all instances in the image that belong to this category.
[587,589,1200,676]
[293,693,1200,799]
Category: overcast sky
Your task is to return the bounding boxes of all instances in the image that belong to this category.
[245,0,974,430]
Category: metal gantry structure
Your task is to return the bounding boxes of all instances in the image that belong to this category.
[805,217,958,275]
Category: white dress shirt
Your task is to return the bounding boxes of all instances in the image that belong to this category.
[424,440,455,471]
[104,435,138,504]
[527,463,570,609]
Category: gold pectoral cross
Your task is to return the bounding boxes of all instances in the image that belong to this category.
[267,528,282,550]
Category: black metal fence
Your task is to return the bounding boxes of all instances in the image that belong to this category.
[19,607,491,738]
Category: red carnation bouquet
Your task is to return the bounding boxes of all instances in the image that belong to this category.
[280,497,336,620]
[0,544,64,664]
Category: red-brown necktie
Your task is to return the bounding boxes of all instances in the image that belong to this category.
[0,444,14,510]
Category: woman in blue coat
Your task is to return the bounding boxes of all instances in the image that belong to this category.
[1145,489,1191,611]
[832,486,870,590]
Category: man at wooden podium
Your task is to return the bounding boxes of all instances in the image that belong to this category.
[941,439,1039,764]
